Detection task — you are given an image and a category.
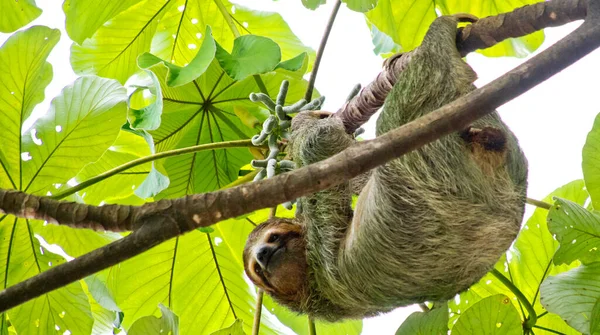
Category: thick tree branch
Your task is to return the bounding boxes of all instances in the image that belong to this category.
[335,0,588,133]
[1,2,599,311]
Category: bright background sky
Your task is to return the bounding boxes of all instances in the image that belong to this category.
[1,1,599,334]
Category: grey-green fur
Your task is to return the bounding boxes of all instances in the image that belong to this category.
[288,16,528,321]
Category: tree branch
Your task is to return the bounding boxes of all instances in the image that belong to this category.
[1,1,599,311]
[335,0,588,133]
[304,0,342,101]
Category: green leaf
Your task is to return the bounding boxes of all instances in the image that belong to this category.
[132,130,170,199]
[22,76,127,195]
[209,319,244,335]
[70,0,173,83]
[128,70,164,131]
[366,0,437,52]
[215,35,281,81]
[0,0,41,33]
[0,218,93,335]
[0,26,59,190]
[367,0,544,57]
[453,295,521,335]
[540,262,600,334]
[344,0,378,12]
[592,298,600,335]
[583,112,600,209]
[63,0,142,44]
[138,26,216,87]
[129,304,179,335]
[275,52,307,72]
[302,0,326,10]
[548,198,600,265]
[395,303,448,335]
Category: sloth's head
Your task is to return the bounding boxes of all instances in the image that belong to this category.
[243,219,308,305]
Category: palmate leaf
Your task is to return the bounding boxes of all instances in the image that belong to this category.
[453,295,521,335]
[344,0,378,13]
[146,59,309,198]
[153,0,315,70]
[0,26,58,190]
[129,304,179,335]
[215,35,281,81]
[63,0,143,44]
[583,112,600,209]
[0,0,41,33]
[366,0,545,57]
[547,198,600,265]
[540,262,600,334]
[0,219,93,335]
[70,0,174,84]
[395,303,448,335]
[450,180,588,334]
[0,26,130,335]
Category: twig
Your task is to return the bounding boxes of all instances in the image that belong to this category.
[0,0,599,312]
[308,317,317,335]
[252,290,264,335]
[51,140,259,199]
[304,0,342,101]
[491,269,537,329]
[526,197,552,210]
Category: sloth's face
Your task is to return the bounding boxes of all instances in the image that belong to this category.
[243,219,307,301]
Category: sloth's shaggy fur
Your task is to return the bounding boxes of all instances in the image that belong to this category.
[252,16,528,321]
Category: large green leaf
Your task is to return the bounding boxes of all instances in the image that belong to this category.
[70,0,173,83]
[145,59,309,198]
[129,304,179,335]
[548,198,600,265]
[0,0,41,33]
[209,319,244,335]
[540,262,600,334]
[367,0,545,57]
[0,26,59,191]
[0,218,93,335]
[395,303,448,335]
[344,0,378,12]
[583,112,600,209]
[302,0,326,10]
[22,76,127,195]
[215,35,281,81]
[63,0,142,44]
[592,298,600,335]
[453,295,521,335]
[138,25,216,87]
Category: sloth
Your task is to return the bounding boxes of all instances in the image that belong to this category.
[243,15,528,321]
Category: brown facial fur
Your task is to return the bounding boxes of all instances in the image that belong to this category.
[243,219,308,306]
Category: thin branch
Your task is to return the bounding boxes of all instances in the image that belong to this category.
[0,0,599,312]
[51,140,258,200]
[490,269,537,328]
[418,303,430,312]
[532,325,567,335]
[304,0,342,101]
[526,197,552,210]
[252,290,264,335]
[335,0,588,133]
[308,317,317,335]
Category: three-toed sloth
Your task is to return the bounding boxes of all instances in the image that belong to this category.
[244,15,528,321]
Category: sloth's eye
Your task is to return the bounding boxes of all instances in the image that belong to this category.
[254,265,262,274]
[268,234,280,243]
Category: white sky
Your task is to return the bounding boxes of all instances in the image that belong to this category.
[1,0,599,334]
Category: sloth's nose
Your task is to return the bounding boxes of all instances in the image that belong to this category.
[256,246,273,267]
